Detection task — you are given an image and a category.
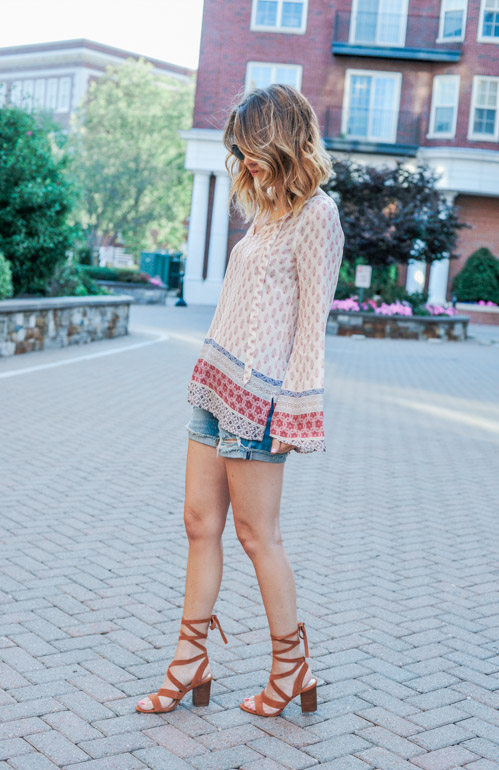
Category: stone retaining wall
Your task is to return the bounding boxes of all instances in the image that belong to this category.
[327,310,470,341]
[96,280,167,304]
[0,295,133,357]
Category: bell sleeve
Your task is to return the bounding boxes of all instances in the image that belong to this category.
[269,196,344,453]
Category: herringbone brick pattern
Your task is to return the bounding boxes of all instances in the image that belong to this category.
[1,303,498,769]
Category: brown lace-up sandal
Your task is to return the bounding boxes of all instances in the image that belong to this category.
[136,614,227,713]
[240,622,317,716]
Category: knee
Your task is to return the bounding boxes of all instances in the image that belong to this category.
[235,521,282,560]
[184,505,224,544]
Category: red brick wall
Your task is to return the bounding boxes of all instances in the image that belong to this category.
[448,195,499,292]
[194,0,499,297]
[396,195,499,299]
[194,0,499,151]
[456,306,499,324]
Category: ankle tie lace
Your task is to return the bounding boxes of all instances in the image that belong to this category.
[180,614,227,645]
[210,614,228,644]
[298,622,309,657]
[271,622,309,658]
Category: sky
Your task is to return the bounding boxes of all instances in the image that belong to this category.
[2,0,205,70]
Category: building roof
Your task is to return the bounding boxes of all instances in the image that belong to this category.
[0,38,195,79]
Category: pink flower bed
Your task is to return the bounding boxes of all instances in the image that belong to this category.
[148,275,166,288]
[331,297,459,317]
[476,300,497,307]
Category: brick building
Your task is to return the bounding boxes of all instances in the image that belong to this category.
[183,0,499,305]
[0,39,193,130]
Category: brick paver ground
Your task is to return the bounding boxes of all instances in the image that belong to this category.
[1,301,499,769]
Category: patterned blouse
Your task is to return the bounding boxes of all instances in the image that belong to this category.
[187,188,345,453]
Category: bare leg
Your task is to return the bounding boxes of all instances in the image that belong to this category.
[137,439,230,710]
[225,457,315,715]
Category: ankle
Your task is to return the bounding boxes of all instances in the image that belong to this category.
[179,617,210,639]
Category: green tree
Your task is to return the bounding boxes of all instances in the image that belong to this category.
[452,247,499,304]
[0,251,14,299]
[71,59,194,260]
[0,106,75,296]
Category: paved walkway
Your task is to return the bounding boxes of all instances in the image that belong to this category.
[1,302,499,770]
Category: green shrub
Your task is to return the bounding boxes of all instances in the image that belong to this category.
[452,247,499,304]
[74,243,93,265]
[81,265,151,284]
[0,251,14,299]
[334,260,428,306]
[0,106,75,296]
[46,259,109,297]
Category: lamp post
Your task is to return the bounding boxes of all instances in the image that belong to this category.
[175,256,187,307]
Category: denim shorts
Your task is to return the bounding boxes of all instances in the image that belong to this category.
[185,401,291,463]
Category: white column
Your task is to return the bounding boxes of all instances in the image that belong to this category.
[428,191,457,305]
[406,260,427,294]
[428,257,450,305]
[183,171,211,304]
[204,173,231,304]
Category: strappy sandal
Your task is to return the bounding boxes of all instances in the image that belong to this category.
[136,614,227,713]
[240,622,317,716]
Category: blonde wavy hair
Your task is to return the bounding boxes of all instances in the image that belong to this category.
[223,84,332,222]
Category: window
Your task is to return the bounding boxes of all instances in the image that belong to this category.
[429,75,460,137]
[245,62,302,91]
[438,0,467,41]
[46,78,58,110]
[10,81,23,106]
[343,70,402,143]
[34,79,45,108]
[57,77,71,112]
[468,76,499,139]
[22,80,34,110]
[479,0,499,41]
[251,0,308,33]
[350,0,408,47]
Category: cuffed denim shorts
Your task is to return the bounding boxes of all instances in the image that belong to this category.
[185,400,291,463]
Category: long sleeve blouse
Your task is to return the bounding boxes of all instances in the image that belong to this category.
[187,187,345,453]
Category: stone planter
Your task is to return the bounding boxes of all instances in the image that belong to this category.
[0,295,134,357]
[456,303,499,326]
[96,280,167,304]
[327,310,470,341]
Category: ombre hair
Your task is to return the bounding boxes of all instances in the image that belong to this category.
[223,84,332,222]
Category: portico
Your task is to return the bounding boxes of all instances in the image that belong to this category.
[181,130,499,307]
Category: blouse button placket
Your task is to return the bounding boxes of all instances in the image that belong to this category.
[242,220,286,387]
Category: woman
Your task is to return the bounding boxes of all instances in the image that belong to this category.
[137,84,344,717]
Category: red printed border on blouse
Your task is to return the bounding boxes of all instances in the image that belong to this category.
[191,359,270,427]
[270,410,325,440]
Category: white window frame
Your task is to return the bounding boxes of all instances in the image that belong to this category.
[467,75,499,140]
[46,78,58,110]
[478,0,499,43]
[349,0,409,47]
[34,79,45,109]
[56,76,71,112]
[342,68,403,144]
[428,74,460,138]
[250,0,308,34]
[437,0,468,42]
[22,80,34,110]
[10,80,23,106]
[245,61,303,92]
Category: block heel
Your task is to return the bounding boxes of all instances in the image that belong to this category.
[300,683,317,713]
[192,678,211,706]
